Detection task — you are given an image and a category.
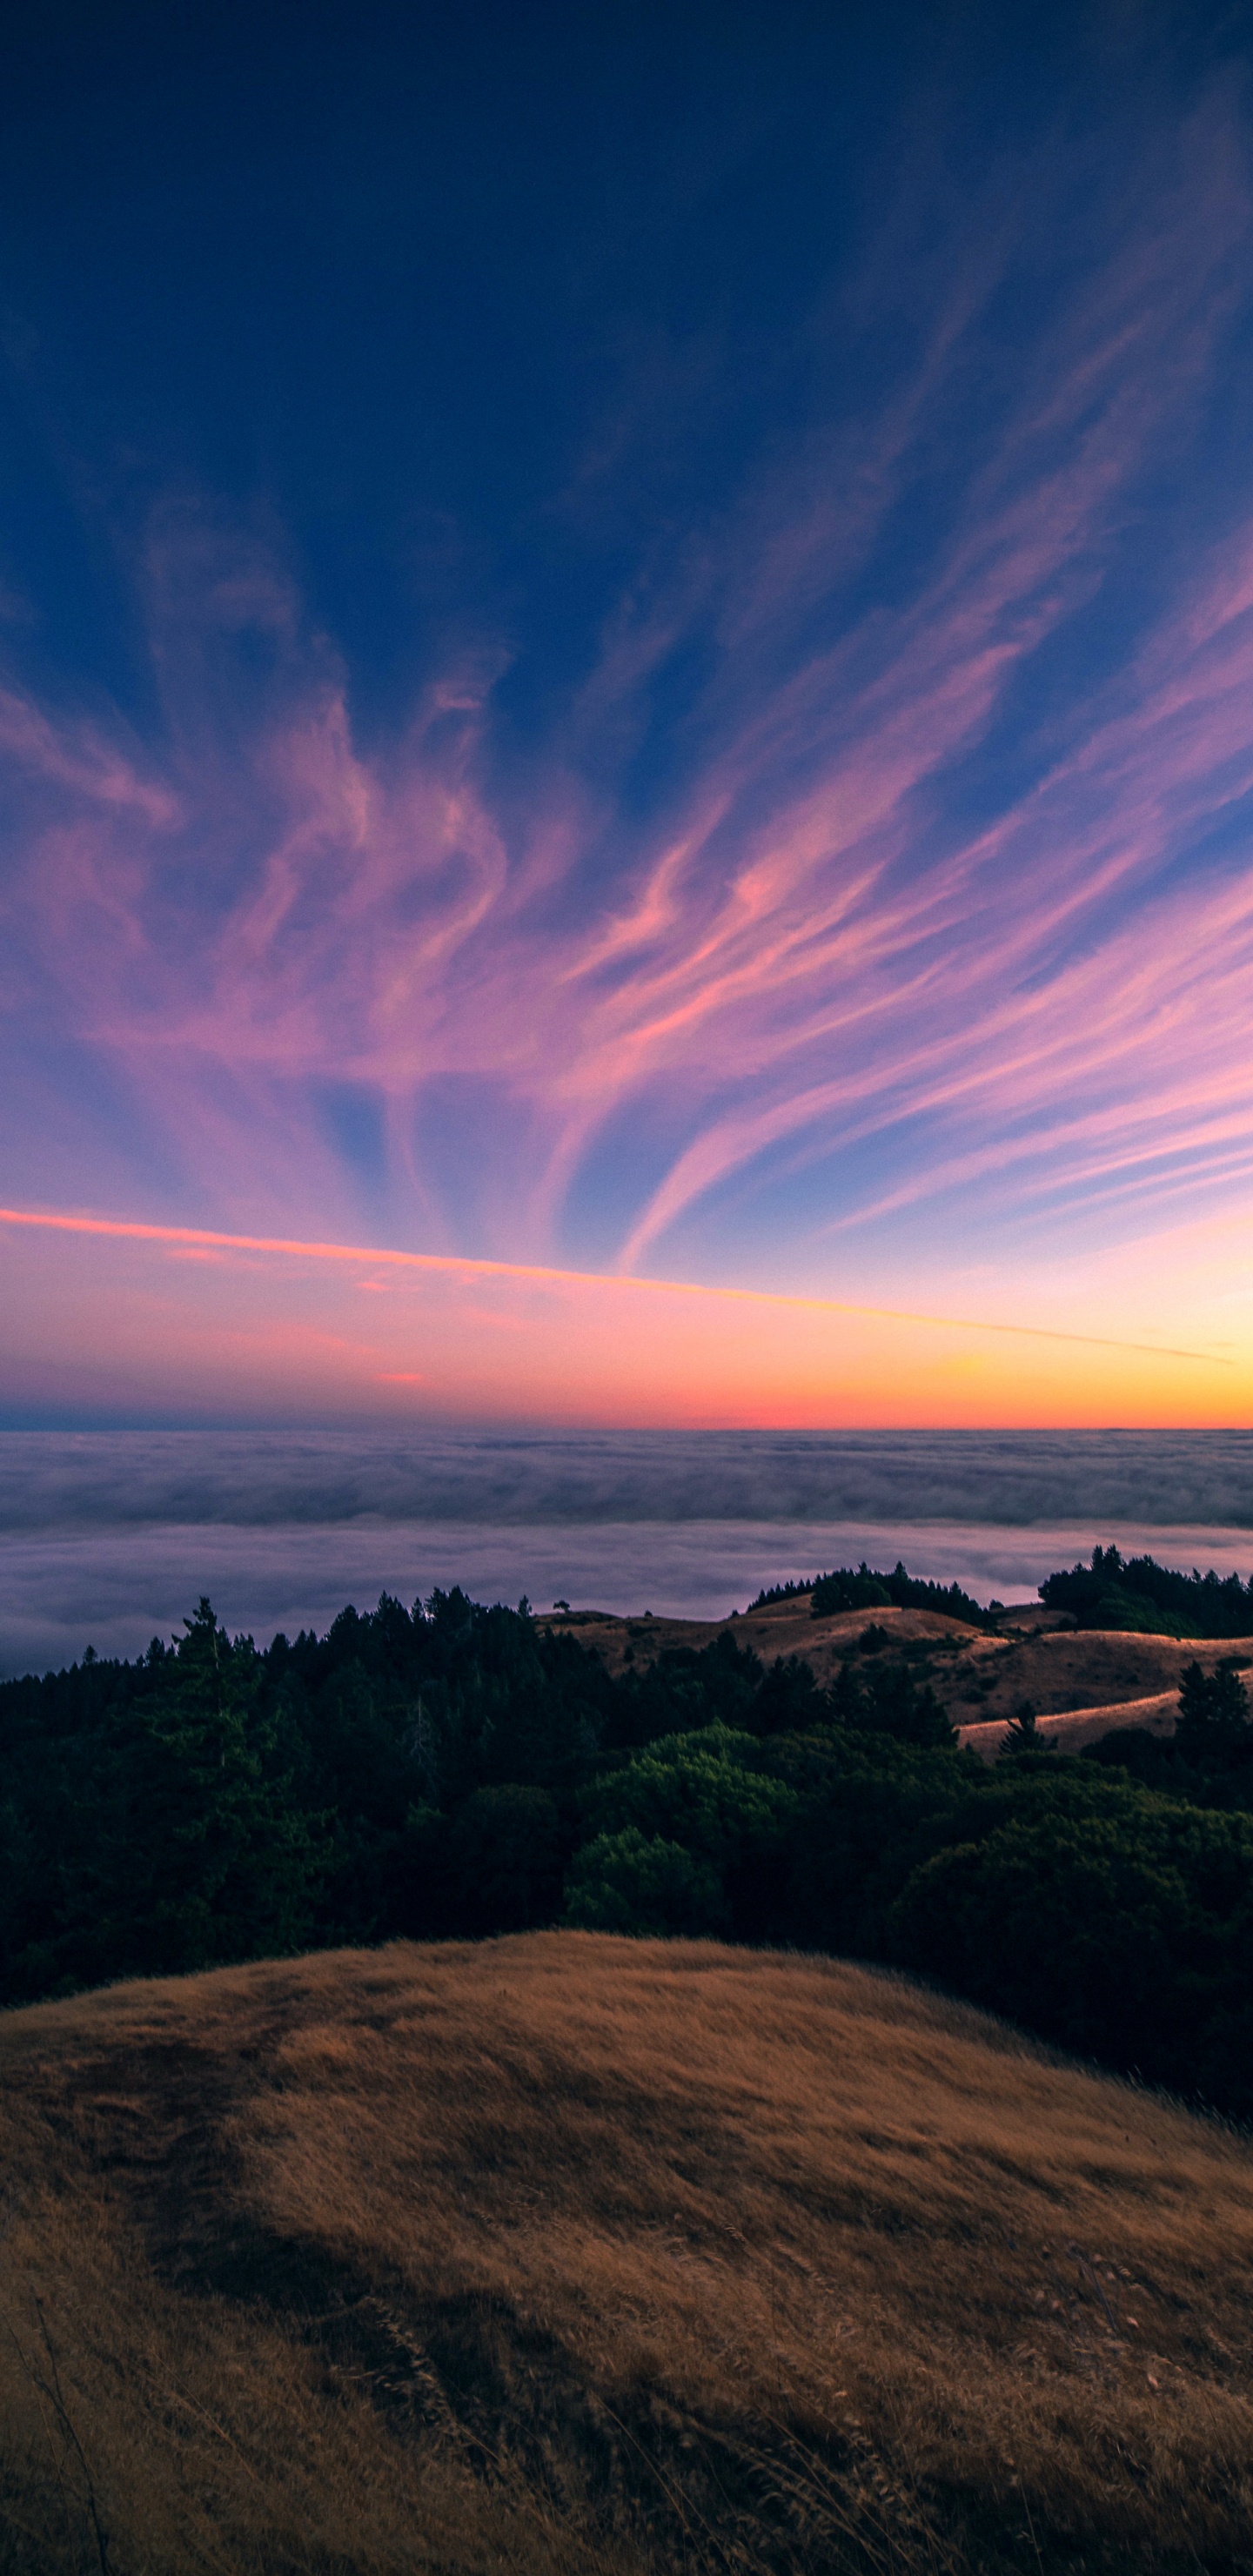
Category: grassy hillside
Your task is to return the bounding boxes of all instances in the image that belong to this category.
[0,1934,1250,2573]
[553,1593,1251,1730]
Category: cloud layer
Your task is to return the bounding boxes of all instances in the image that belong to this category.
[4,1425,1253,1534]
[4,1427,1253,1676]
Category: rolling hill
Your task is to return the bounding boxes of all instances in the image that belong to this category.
[548,1592,1253,1750]
[0,1932,1250,2573]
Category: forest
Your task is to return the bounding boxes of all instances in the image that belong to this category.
[1,1552,1251,2118]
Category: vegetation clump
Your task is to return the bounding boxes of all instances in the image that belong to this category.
[810,1560,996,1626]
[1040,1540,1253,1635]
[748,1561,995,1624]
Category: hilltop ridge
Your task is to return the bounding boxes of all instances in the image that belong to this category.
[0,1932,1250,2573]
[544,1588,1249,1744]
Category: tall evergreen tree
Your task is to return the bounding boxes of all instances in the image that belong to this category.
[109,1600,325,1975]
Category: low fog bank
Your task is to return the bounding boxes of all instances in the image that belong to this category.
[3,1513,1253,1680]
[4,1429,1251,1677]
[3,1426,1253,1533]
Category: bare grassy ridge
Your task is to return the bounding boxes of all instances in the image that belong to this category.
[554,1597,1252,1729]
[0,1935,1250,2573]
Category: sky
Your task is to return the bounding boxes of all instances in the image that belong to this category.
[3,0,1253,1426]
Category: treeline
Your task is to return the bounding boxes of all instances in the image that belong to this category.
[747,1562,994,1623]
[3,1582,1253,2116]
[1041,1542,1253,1636]
[811,1562,995,1626]
[755,1545,1253,1638]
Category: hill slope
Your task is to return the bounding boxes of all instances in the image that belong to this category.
[0,1934,1250,2574]
[549,1595,1251,1731]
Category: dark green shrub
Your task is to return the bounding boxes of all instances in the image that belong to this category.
[565,1829,726,1936]
[580,1726,797,1870]
[1176,1660,1251,1762]
[889,1799,1253,2092]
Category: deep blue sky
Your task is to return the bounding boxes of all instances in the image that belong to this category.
[3,1,1229,742]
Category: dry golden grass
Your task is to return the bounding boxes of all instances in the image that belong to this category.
[955,1690,1181,1759]
[549,1597,1253,1728]
[546,1598,982,1684]
[0,1934,1250,2573]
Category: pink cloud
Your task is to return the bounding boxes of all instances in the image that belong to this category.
[0,1204,1237,1429]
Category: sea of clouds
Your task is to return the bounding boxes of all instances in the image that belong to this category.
[3,1427,1253,1676]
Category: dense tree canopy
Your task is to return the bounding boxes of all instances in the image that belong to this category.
[1040,1543,1253,1636]
[810,1563,994,1627]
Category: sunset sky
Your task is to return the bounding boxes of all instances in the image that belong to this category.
[3,1,1253,1426]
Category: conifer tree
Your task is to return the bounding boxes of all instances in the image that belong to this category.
[114,1599,325,1974]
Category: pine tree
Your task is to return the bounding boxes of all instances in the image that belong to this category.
[1175,1660,1252,1767]
[109,1600,325,1975]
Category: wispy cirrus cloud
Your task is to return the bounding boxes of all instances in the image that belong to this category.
[3,82,1253,1341]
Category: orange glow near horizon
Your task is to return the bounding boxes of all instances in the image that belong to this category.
[0,1205,1244,1428]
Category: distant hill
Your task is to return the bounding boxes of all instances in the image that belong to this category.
[0,1933,1249,2574]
